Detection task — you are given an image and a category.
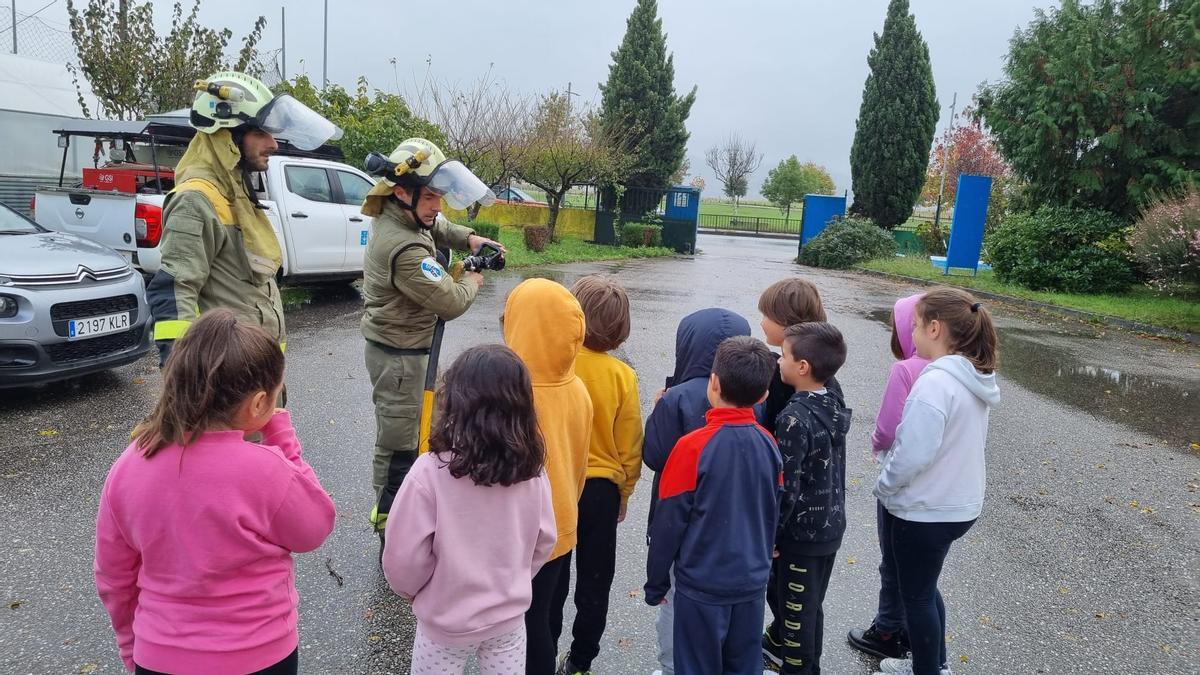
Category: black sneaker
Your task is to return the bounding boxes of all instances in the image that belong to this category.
[762,629,783,668]
[847,623,910,660]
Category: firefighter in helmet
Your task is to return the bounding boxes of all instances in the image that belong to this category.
[359,138,502,540]
[147,71,341,369]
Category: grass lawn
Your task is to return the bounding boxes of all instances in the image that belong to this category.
[858,256,1200,334]
[495,226,674,268]
[700,200,795,222]
[281,227,673,310]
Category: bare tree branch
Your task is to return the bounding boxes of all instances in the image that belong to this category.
[704,133,763,209]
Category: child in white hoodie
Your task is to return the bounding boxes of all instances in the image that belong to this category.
[873,288,1000,675]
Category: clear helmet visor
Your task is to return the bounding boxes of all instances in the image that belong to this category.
[257,94,343,150]
[427,160,497,210]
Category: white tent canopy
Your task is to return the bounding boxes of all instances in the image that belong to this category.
[0,53,94,117]
[0,54,97,210]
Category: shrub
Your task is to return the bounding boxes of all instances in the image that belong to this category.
[915,220,947,255]
[987,205,1134,294]
[620,222,663,248]
[798,217,896,269]
[471,221,501,242]
[1128,186,1200,297]
[523,225,551,252]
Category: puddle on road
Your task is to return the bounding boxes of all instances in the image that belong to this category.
[863,310,1199,447]
[519,269,568,284]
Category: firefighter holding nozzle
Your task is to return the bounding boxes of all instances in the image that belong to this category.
[359,138,505,547]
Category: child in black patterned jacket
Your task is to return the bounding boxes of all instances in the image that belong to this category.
[764,322,852,675]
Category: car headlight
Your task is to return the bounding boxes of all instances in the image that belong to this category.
[0,295,17,319]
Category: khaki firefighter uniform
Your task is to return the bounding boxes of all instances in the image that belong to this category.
[361,200,477,526]
[146,129,285,354]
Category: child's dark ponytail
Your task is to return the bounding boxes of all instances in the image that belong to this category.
[429,344,546,486]
[917,288,999,374]
[133,309,285,456]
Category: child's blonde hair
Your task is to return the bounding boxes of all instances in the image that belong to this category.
[570,275,631,352]
[758,278,826,326]
[916,288,999,374]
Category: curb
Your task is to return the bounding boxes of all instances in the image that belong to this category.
[853,267,1199,346]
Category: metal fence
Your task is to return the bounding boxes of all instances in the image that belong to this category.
[698,212,801,237]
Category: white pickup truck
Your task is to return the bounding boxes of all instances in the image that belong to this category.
[33,123,376,282]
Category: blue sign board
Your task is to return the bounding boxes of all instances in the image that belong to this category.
[940,174,993,275]
[800,195,847,246]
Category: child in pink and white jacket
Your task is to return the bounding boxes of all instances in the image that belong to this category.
[94,309,335,675]
[383,344,557,674]
[847,293,929,661]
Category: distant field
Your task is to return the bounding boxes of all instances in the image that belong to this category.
[700,201,795,221]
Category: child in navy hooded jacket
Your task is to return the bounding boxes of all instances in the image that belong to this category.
[645,336,782,675]
[642,308,753,675]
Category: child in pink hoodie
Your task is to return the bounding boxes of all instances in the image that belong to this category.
[383,344,557,674]
[847,293,930,661]
[94,309,336,675]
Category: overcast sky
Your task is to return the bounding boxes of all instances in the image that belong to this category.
[27,0,1056,199]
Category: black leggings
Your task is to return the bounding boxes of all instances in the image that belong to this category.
[525,552,572,675]
[136,648,298,675]
[887,511,975,675]
[568,479,621,671]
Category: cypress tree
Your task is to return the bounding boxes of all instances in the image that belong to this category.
[599,0,696,194]
[849,0,939,228]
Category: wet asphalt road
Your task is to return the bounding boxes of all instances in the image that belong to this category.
[2,234,1198,675]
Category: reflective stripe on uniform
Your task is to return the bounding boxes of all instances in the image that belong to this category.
[153,319,191,341]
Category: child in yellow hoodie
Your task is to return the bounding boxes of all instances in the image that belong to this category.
[503,278,593,675]
[557,275,644,675]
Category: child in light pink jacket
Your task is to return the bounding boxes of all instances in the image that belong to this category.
[383,344,557,674]
[847,293,930,661]
[95,309,335,675]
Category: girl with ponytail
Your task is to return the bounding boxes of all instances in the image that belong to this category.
[872,288,1001,675]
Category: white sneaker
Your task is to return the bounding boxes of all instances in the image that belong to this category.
[877,657,913,674]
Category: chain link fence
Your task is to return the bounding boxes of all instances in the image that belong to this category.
[0,4,78,64]
[1,4,282,85]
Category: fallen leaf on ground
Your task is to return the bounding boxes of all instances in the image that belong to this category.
[132,378,145,385]
[38,429,58,437]
[1095,612,1106,619]
[1058,586,1069,594]
[846,556,857,565]
[628,589,642,598]
[79,665,97,674]
[1129,499,1140,508]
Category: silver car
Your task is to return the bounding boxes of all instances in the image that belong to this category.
[0,202,152,387]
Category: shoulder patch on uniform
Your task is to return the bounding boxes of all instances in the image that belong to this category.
[419,257,445,282]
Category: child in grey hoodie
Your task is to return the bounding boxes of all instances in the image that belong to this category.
[873,288,1001,675]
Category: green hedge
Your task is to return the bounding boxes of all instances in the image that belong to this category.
[987,206,1134,294]
[470,221,501,242]
[620,222,663,248]
[798,217,896,269]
